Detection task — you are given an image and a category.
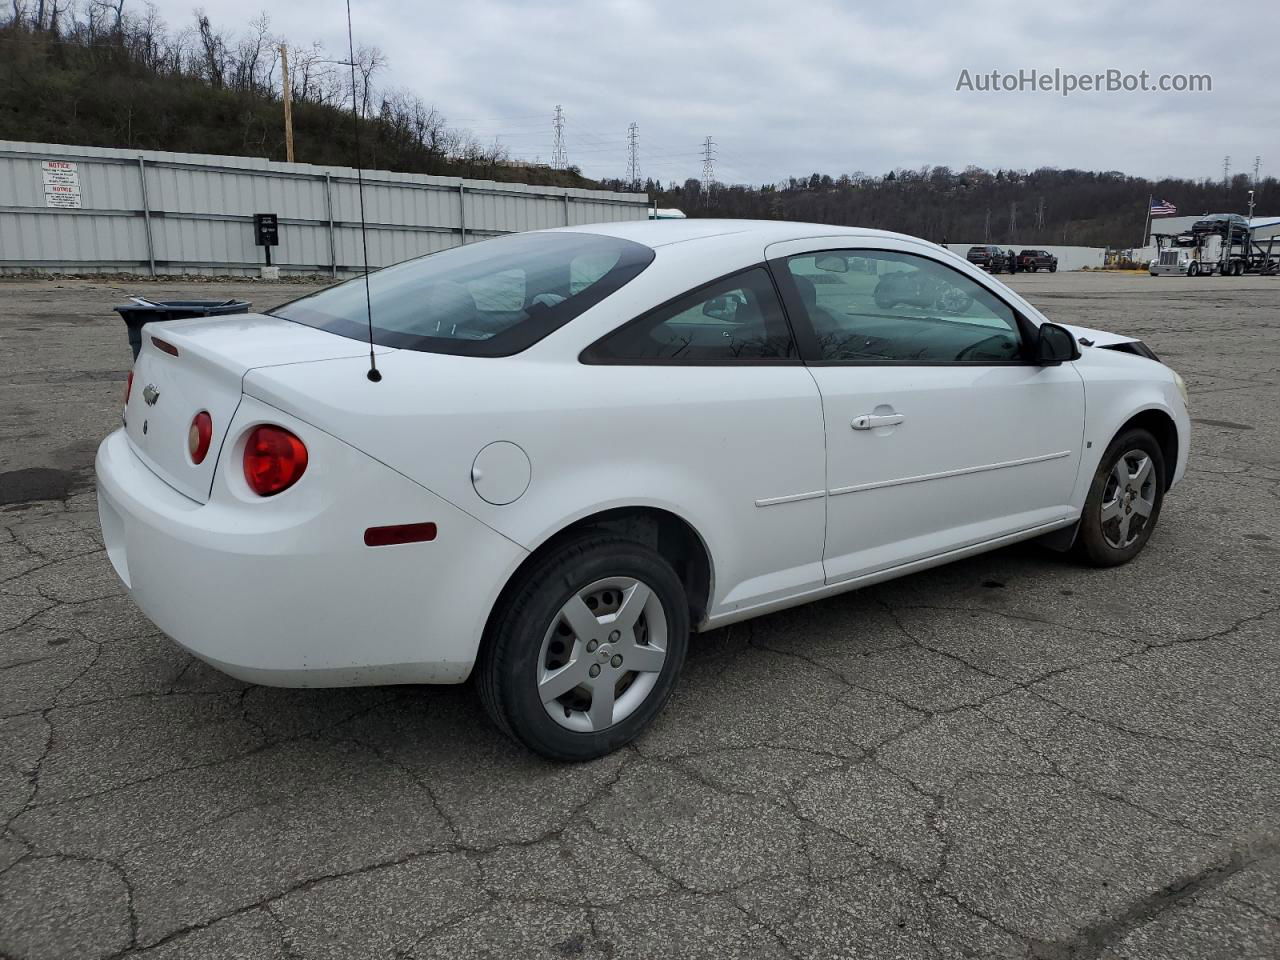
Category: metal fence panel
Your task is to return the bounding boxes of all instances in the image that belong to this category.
[0,140,650,276]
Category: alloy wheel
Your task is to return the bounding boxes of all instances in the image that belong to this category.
[1100,449,1157,549]
[536,577,668,732]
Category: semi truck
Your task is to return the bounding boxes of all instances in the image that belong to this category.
[1149,214,1280,276]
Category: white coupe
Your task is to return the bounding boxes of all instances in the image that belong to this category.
[96,220,1190,759]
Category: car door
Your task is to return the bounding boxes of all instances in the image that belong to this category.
[580,265,828,614]
[766,238,1085,585]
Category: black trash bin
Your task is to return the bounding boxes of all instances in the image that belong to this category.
[113,298,252,361]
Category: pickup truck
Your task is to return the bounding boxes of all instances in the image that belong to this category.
[1017,249,1058,272]
[966,245,1015,273]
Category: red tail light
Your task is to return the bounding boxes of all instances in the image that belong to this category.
[188,411,213,464]
[243,425,308,496]
[124,371,134,406]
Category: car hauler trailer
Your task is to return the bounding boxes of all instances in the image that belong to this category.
[1149,215,1280,276]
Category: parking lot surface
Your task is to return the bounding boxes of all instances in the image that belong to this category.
[1,270,1278,959]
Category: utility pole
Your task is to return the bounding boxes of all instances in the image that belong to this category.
[984,207,991,243]
[626,122,640,189]
[551,105,567,170]
[280,43,295,163]
[700,136,716,201]
[1036,196,1045,232]
[1008,201,1017,243]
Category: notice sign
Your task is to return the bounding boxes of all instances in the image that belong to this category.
[42,160,82,209]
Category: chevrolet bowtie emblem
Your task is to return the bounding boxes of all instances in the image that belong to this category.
[142,383,160,406]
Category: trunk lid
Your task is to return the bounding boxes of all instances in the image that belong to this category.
[124,313,379,502]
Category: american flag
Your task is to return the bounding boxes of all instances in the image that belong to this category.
[1150,199,1178,216]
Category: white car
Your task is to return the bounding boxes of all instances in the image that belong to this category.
[96,220,1190,759]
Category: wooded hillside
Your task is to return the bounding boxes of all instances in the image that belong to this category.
[0,5,592,187]
[602,168,1274,249]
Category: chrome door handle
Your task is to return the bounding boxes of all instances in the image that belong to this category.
[852,413,905,430]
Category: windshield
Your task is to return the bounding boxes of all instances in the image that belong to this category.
[272,231,655,356]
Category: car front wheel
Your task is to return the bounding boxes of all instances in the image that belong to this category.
[1074,428,1166,566]
[477,535,689,760]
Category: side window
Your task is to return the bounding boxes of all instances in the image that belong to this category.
[584,267,796,363]
[784,250,1023,363]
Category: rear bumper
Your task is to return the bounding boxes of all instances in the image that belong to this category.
[95,402,527,687]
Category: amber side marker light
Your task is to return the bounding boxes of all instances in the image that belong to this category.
[151,336,180,356]
[364,522,438,547]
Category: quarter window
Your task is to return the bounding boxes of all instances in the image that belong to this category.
[784,250,1023,363]
[584,267,797,363]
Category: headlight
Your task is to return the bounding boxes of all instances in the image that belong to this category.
[1173,370,1190,410]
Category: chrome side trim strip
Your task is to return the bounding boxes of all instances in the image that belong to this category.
[754,489,826,508]
[828,450,1072,497]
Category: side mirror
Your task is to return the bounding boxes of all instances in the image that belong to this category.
[814,253,849,273]
[1036,322,1080,365]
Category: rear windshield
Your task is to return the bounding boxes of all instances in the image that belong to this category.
[272,231,655,357]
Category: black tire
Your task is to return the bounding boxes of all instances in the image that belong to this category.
[1049,263,1057,273]
[477,534,689,761]
[1188,262,1200,277]
[1073,428,1166,567]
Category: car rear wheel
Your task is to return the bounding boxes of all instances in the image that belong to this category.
[477,535,689,760]
[1073,428,1166,566]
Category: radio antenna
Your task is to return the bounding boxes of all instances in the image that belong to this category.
[345,0,381,382]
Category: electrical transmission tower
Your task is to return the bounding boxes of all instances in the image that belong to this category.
[700,136,716,200]
[1222,155,1231,186]
[1254,155,1263,186]
[551,105,567,170]
[626,123,640,188]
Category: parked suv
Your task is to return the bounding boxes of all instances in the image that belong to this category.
[1018,249,1058,272]
[966,245,1015,273]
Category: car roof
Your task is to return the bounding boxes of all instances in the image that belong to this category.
[543,218,923,250]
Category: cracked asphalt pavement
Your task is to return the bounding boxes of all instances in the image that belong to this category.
[1,271,1278,959]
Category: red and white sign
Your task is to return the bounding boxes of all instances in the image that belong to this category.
[42,160,82,208]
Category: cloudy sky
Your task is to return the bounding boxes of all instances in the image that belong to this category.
[153,0,1277,185]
